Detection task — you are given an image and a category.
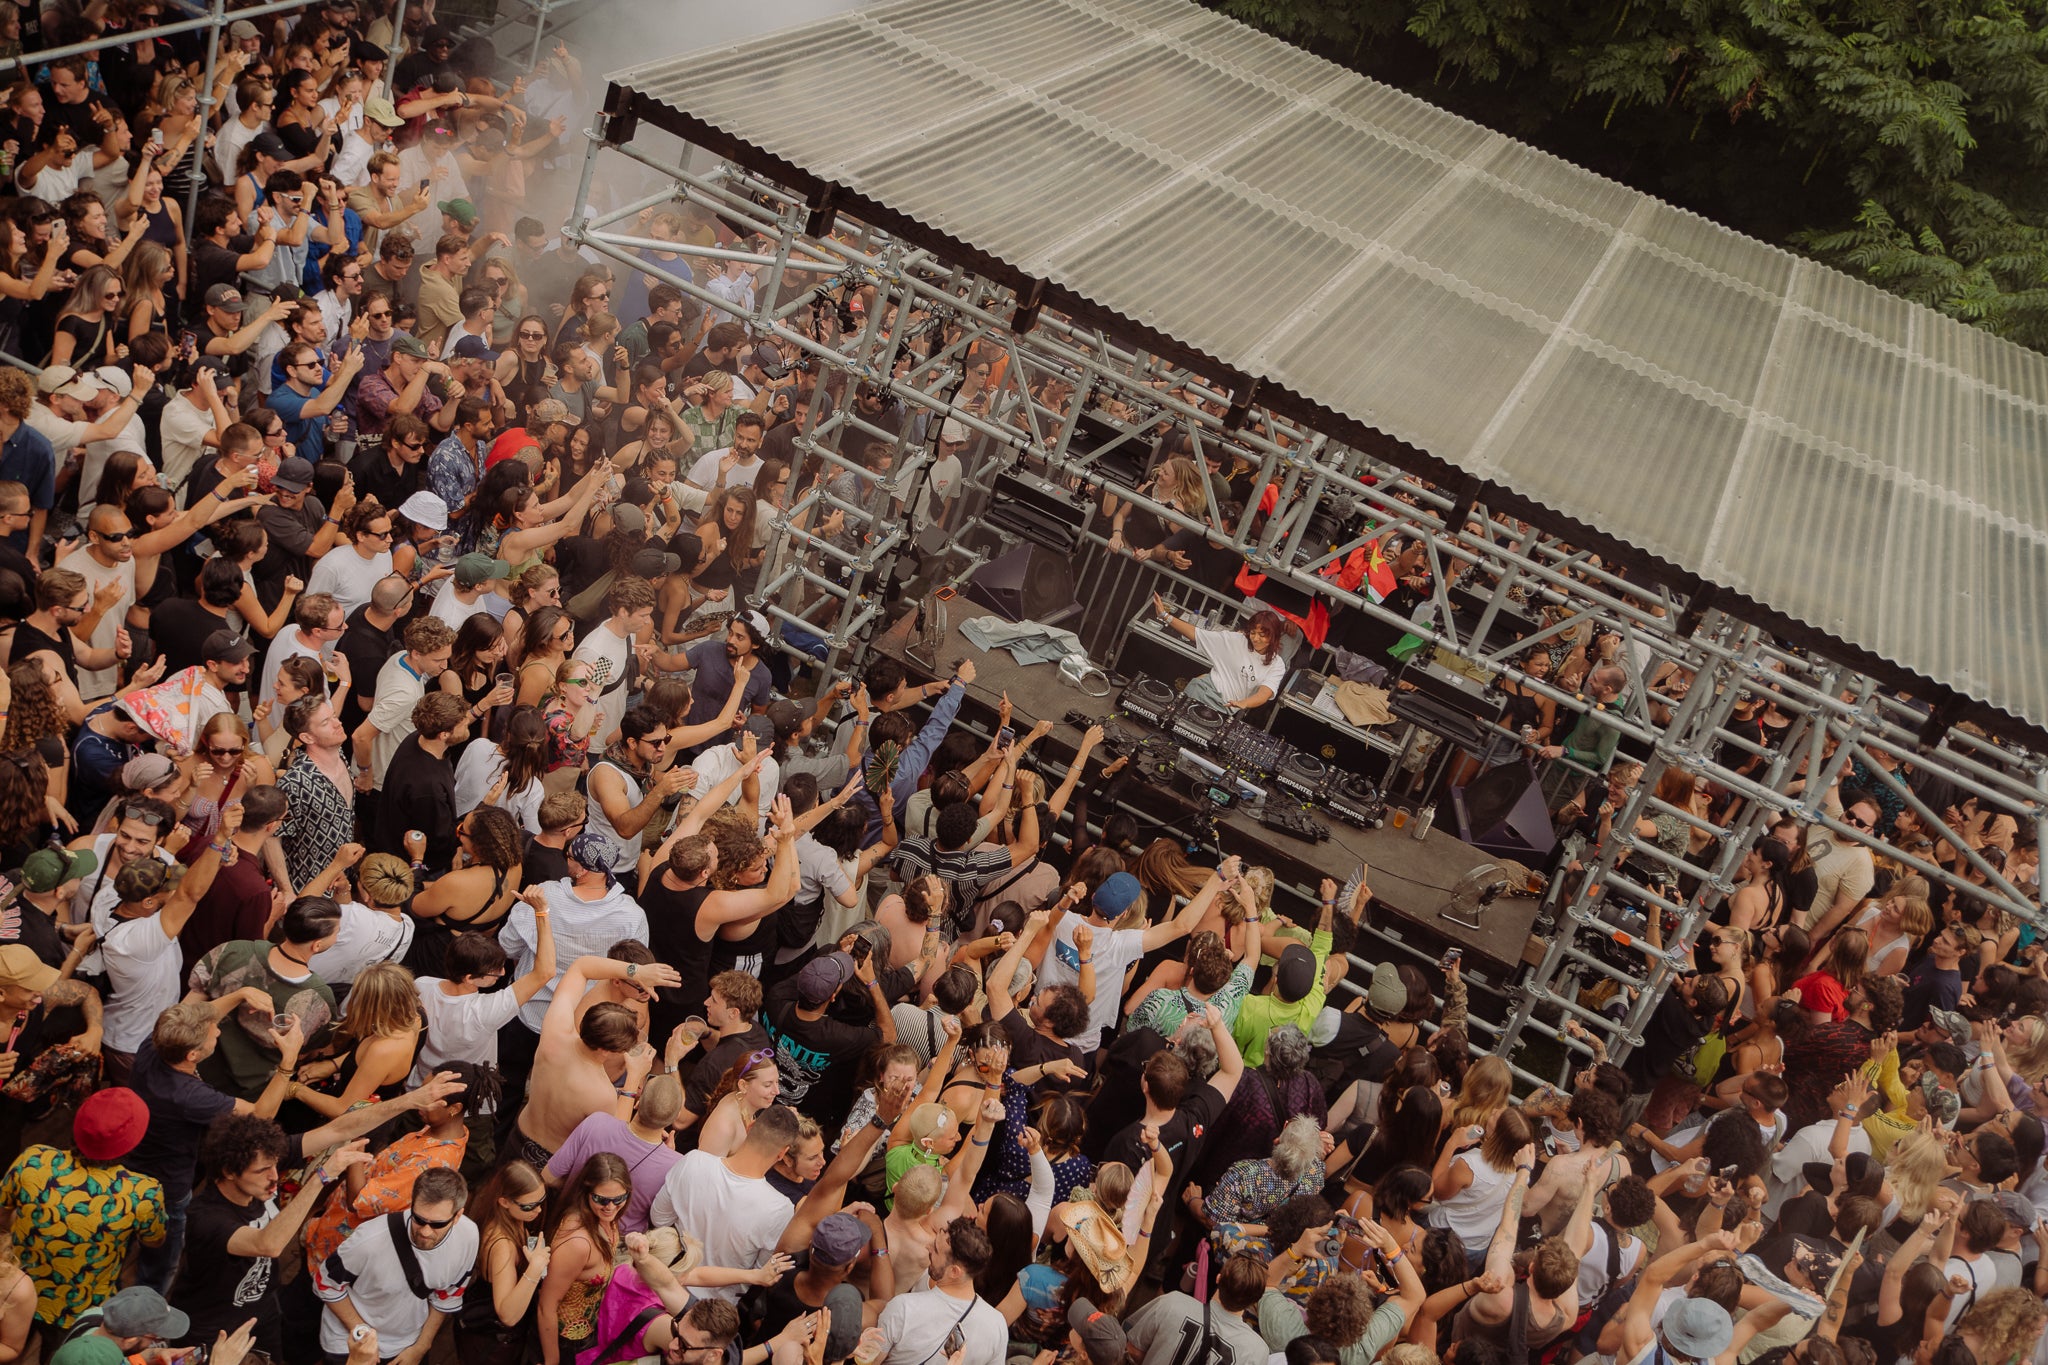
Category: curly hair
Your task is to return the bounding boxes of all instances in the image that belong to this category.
[0,749,48,847]
[703,806,766,890]
[1303,1275,1373,1349]
[2,662,63,754]
[1959,1288,2048,1365]
[198,1113,290,1183]
[462,805,524,872]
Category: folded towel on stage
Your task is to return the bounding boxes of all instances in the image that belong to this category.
[960,615,1087,666]
[1333,681,1394,727]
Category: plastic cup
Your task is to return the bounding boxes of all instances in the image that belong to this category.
[271,1013,296,1036]
[1390,808,1408,830]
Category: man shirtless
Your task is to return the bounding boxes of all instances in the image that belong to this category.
[512,888,682,1166]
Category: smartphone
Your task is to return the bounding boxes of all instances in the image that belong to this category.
[419,177,431,191]
[150,127,164,148]
[849,937,872,965]
[178,328,197,353]
[1441,947,1462,968]
[996,726,1013,749]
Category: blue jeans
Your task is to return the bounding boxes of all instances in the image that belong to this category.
[135,1189,189,1293]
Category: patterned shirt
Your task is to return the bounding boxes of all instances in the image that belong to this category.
[276,755,355,892]
[1127,959,1255,1040]
[426,433,484,545]
[303,1128,466,1267]
[0,1146,166,1326]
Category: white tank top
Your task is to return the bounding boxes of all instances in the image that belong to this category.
[1432,1151,1514,1247]
[582,757,644,872]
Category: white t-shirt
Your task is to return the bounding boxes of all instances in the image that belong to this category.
[452,742,545,833]
[647,1149,796,1298]
[689,743,778,826]
[428,584,490,631]
[365,651,429,786]
[101,911,183,1054]
[72,835,178,978]
[1766,1119,1870,1221]
[1944,1254,1999,1330]
[1037,921,1146,1052]
[685,448,763,492]
[412,977,525,1100]
[306,545,394,617]
[315,1213,478,1355]
[796,833,851,910]
[1578,1220,1645,1306]
[56,545,135,698]
[1193,626,1286,706]
[259,627,327,707]
[909,453,962,527]
[162,394,216,497]
[572,620,633,742]
[879,1288,1007,1365]
[307,904,415,986]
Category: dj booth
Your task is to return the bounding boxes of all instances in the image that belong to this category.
[876,618,1548,972]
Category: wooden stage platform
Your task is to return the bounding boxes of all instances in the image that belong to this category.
[875,619,1546,973]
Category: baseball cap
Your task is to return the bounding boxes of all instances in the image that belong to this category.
[451,334,498,362]
[1926,1008,1971,1046]
[810,1212,870,1266]
[251,129,289,161]
[747,345,787,377]
[1660,1300,1733,1360]
[204,629,256,663]
[90,365,132,399]
[120,753,178,792]
[1995,1190,2038,1230]
[767,698,806,740]
[352,38,389,65]
[204,283,246,314]
[363,94,403,127]
[453,553,510,589]
[19,846,96,893]
[270,456,315,494]
[1093,872,1140,918]
[739,609,771,649]
[391,334,432,359]
[439,198,478,228]
[1068,1299,1127,1365]
[609,504,647,535]
[0,945,55,995]
[73,1087,150,1162]
[35,364,96,401]
[796,952,854,1008]
[398,490,449,530]
[939,418,969,444]
[50,1339,124,1365]
[629,548,682,579]
[115,858,184,904]
[742,714,777,751]
[98,1287,189,1342]
[227,18,258,38]
[1274,942,1317,1003]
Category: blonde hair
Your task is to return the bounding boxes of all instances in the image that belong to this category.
[1450,1055,1511,1132]
[1242,865,1275,919]
[1890,1128,1948,1223]
[2008,1017,2048,1085]
[1092,1162,1133,1218]
[340,962,422,1043]
[356,852,415,909]
[893,1163,943,1218]
[1155,457,1208,517]
[1959,1288,2048,1365]
[1895,897,1934,942]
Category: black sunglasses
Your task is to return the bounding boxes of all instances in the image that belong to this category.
[95,529,133,542]
[413,1212,457,1229]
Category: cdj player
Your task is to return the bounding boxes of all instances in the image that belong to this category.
[1118,675,1182,729]
[1326,772,1388,829]
[1275,751,1328,801]
[1174,701,1231,750]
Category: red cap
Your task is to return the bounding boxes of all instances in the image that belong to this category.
[74,1088,150,1163]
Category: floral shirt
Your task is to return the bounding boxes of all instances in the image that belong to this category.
[544,700,591,772]
[0,1146,166,1326]
[303,1128,466,1267]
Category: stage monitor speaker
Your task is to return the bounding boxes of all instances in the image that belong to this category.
[1452,758,1557,863]
[965,543,1081,627]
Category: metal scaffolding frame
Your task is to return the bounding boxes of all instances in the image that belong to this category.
[566,95,2048,1085]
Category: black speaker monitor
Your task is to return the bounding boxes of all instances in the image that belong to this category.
[965,543,1081,626]
[1453,758,1557,862]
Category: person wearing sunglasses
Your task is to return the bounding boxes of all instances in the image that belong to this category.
[1805,790,1882,944]
[53,503,139,700]
[456,1158,551,1364]
[312,1165,478,1362]
[303,1059,497,1272]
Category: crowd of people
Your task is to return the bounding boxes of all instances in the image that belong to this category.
[0,8,2039,1365]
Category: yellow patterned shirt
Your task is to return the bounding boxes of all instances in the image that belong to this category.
[0,1145,167,1326]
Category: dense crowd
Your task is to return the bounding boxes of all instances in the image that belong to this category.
[0,8,2041,1365]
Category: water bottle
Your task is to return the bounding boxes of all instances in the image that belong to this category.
[1410,805,1435,841]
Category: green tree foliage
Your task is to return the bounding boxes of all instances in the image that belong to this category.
[1212,0,2048,350]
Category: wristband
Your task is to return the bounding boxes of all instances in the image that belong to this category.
[320,1169,339,1186]
[971,1136,990,1147]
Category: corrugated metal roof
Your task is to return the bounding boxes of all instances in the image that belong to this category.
[608,0,2048,734]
